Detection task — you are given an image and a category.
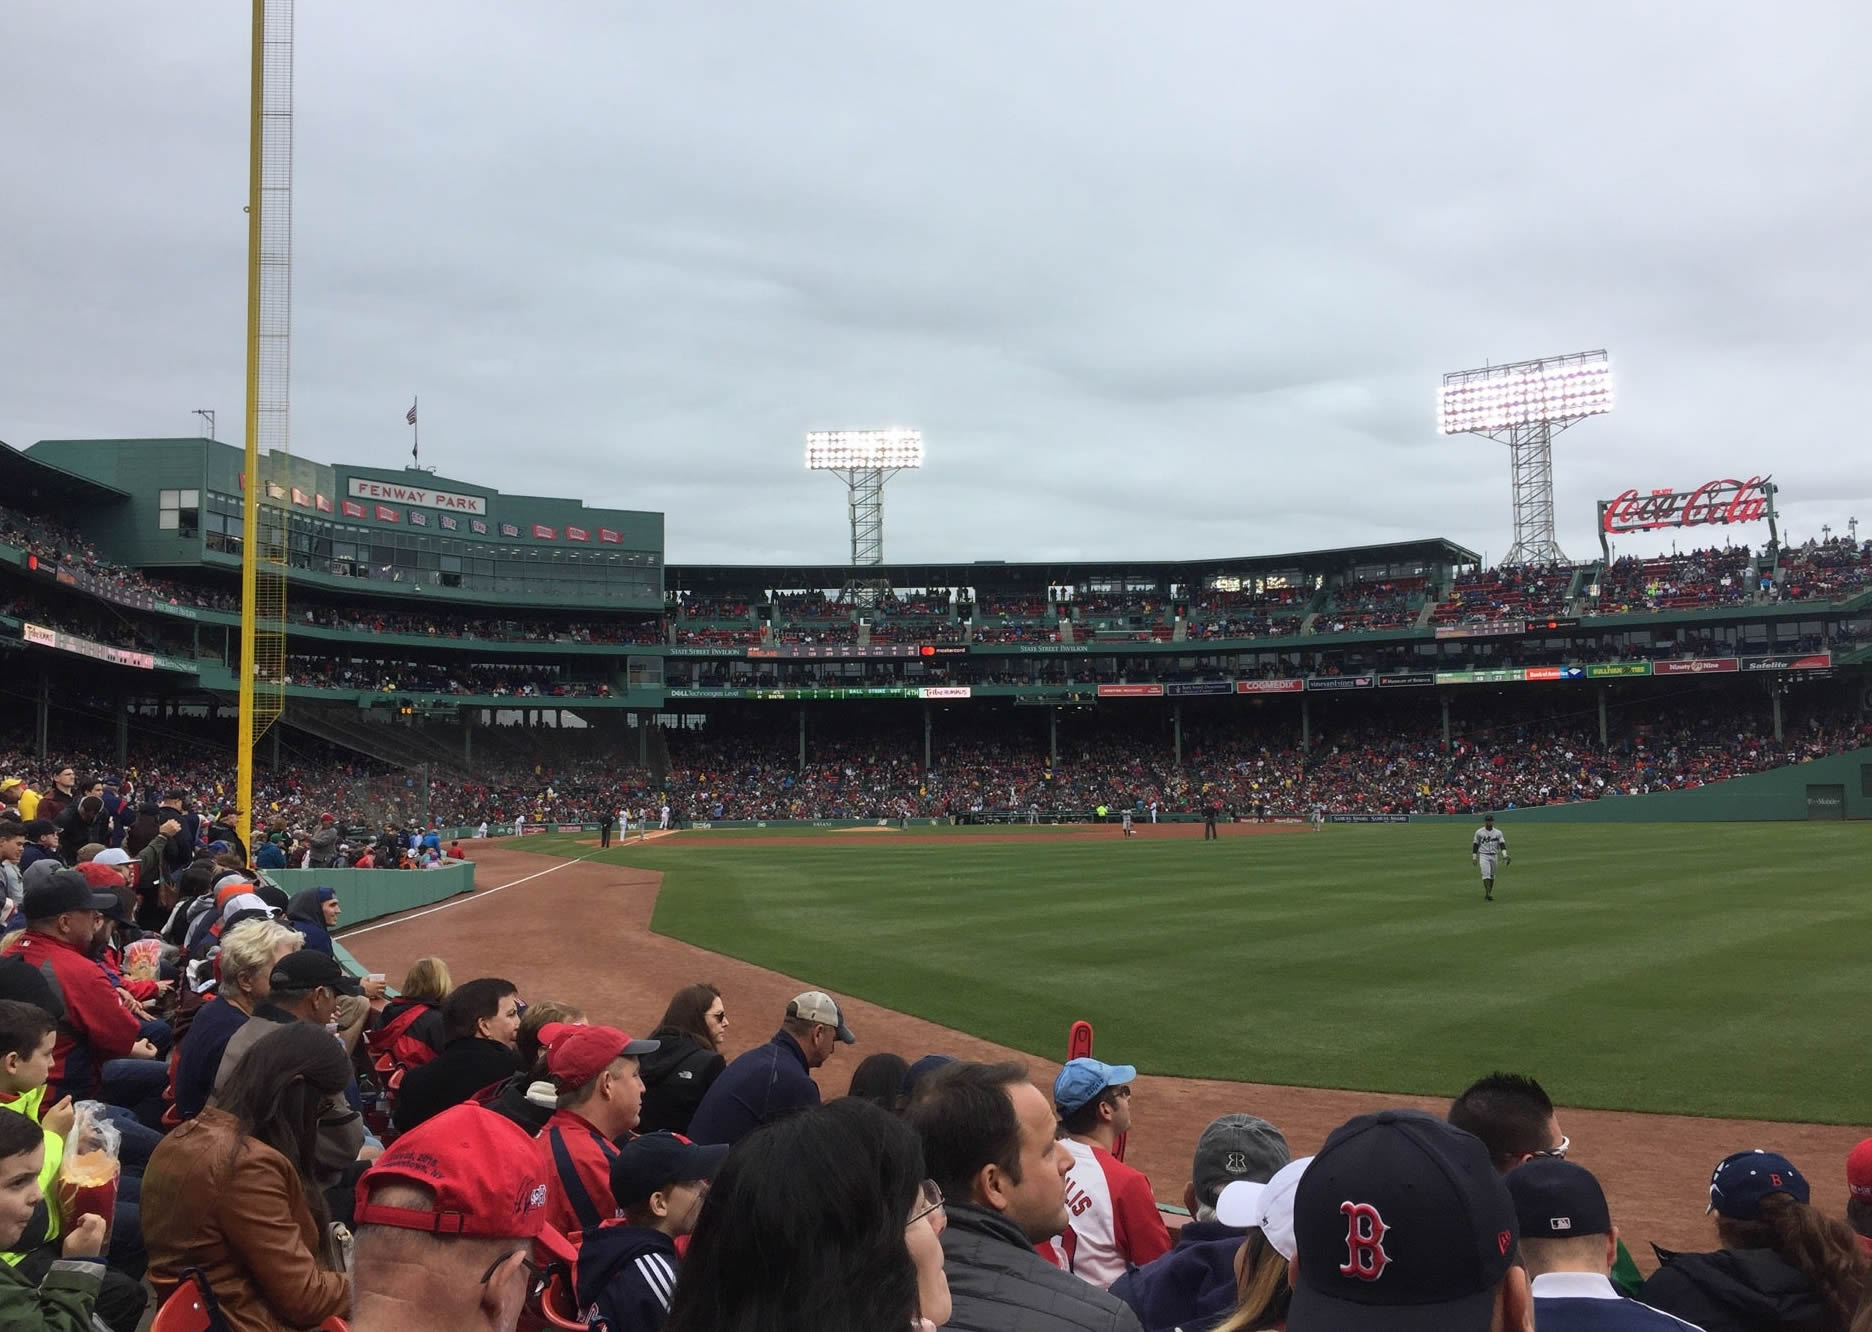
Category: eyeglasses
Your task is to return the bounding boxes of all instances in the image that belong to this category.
[479,1249,547,1297]
[1529,1135,1571,1160]
[908,1179,944,1227]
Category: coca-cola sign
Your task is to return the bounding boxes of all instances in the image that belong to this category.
[1601,476,1771,534]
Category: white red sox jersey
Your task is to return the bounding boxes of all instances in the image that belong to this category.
[1038,1138,1173,1289]
[1473,826,1507,864]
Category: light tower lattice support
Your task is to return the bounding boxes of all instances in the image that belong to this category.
[1503,420,1564,565]
[840,466,889,609]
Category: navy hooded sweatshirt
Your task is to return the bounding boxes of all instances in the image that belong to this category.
[1109,1219,1246,1332]
[575,1224,681,1331]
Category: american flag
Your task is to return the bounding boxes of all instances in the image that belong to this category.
[406,402,418,425]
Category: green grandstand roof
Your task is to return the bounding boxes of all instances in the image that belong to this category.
[668,537,1481,592]
[0,440,131,506]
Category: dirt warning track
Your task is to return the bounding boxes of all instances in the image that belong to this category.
[340,843,1866,1266]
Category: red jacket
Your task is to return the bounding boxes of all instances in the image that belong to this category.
[2,931,143,1093]
[537,1107,622,1240]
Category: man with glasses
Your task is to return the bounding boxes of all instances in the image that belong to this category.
[352,1102,576,1332]
[576,1130,729,1331]
[1449,1071,1644,1293]
[1044,1057,1173,1288]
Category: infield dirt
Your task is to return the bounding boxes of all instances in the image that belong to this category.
[342,842,1865,1269]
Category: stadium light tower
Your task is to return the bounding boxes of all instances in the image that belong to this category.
[806,428,923,608]
[1438,349,1612,566]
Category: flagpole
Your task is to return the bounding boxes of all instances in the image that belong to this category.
[411,395,419,465]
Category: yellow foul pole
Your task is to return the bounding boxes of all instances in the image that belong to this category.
[236,0,265,855]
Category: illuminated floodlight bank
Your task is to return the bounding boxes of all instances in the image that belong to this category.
[805,429,925,471]
[1438,353,1613,435]
[1439,349,1612,566]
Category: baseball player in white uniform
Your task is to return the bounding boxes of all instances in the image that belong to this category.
[1472,813,1509,902]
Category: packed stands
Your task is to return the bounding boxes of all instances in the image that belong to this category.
[1431,565,1577,623]
[1592,546,1755,614]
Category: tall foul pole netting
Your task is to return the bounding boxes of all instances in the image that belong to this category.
[236,0,293,851]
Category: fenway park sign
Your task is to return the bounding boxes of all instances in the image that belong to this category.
[1600,476,1771,534]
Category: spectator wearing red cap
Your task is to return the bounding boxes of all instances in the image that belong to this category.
[1848,1139,1872,1259]
[351,1103,577,1332]
[307,816,339,870]
[536,1023,659,1239]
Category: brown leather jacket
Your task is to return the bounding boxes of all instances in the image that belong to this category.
[143,1109,349,1332]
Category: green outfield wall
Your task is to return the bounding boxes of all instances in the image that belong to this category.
[1409,746,1872,824]
[268,862,475,927]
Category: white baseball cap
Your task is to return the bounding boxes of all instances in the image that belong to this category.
[1216,1154,1313,1260]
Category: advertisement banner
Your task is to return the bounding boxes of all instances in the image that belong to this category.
[918,686,972,699]
[1654,658,1739,676]
[748,643,939,660]
[1306,675,1374,692]
[1601,476,1771,535]
[347,477,489,515]
[341,500,367,519]
[566,526,589,542]
[598,528,621,544]
[1377,672,1437,688]
[1435,621,1526,640]
[23,623,155,670]
[1741,654,1831,672]
[1166,680,1234,697]
[1328,813,1411,824]
[531,524,556,540]
[1097,683,1165,697]
[374,504,400,523]
[1586,662,1652,678]
[1236,679,1305,694]
[1523,666,1585,682]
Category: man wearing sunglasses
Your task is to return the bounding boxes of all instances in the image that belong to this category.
[352,1102,576,1332]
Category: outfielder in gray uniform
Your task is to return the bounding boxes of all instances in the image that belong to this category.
[1472,813,1509,902]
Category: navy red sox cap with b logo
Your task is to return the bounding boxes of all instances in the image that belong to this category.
[1289,1108,1519,1332]
[1707,1149,1809,1219]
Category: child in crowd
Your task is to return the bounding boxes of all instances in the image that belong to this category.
[576,1132,727,1331]
[0,1111,107,1331]
[0,1000,75,1260]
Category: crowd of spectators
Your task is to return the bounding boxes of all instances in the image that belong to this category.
[1318,576,1425,634]
[1772,536,1872,603]
[283,656,611,698]
[1594,547,1756,615]
[1434,564,1578,624]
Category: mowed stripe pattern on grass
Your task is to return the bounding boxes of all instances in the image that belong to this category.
[536,822,1872,1123]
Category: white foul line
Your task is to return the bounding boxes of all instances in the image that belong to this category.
[338,852,593,939]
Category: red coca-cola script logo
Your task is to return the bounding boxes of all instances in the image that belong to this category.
[1601,477,1771,534]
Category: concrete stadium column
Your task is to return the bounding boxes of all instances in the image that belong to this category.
[923,703,932,772]
[464,712,475,765]
[271,726,281,772]
[1173,703,1182,766]
[637,715,647,767]
[1049,707,1058,768]
[798,707,806,772]
[35,671,48,760]
[1300,695,1311,752]
[116,698,129,766]
[1772,687,1784,742]
[1440,694,1451,748]
[1597,687,1609,748]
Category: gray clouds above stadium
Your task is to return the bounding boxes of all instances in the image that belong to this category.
[7,1,1871,568]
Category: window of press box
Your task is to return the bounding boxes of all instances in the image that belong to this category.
[159,489,201,537]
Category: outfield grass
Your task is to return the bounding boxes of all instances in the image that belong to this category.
[520,823,1872,1123]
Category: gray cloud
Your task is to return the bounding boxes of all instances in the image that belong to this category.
[7,1,1871,573]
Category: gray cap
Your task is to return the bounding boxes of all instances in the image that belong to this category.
[1192,1113,1291,1212]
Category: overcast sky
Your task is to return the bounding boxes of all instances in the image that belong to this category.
[7,2,1870,571]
